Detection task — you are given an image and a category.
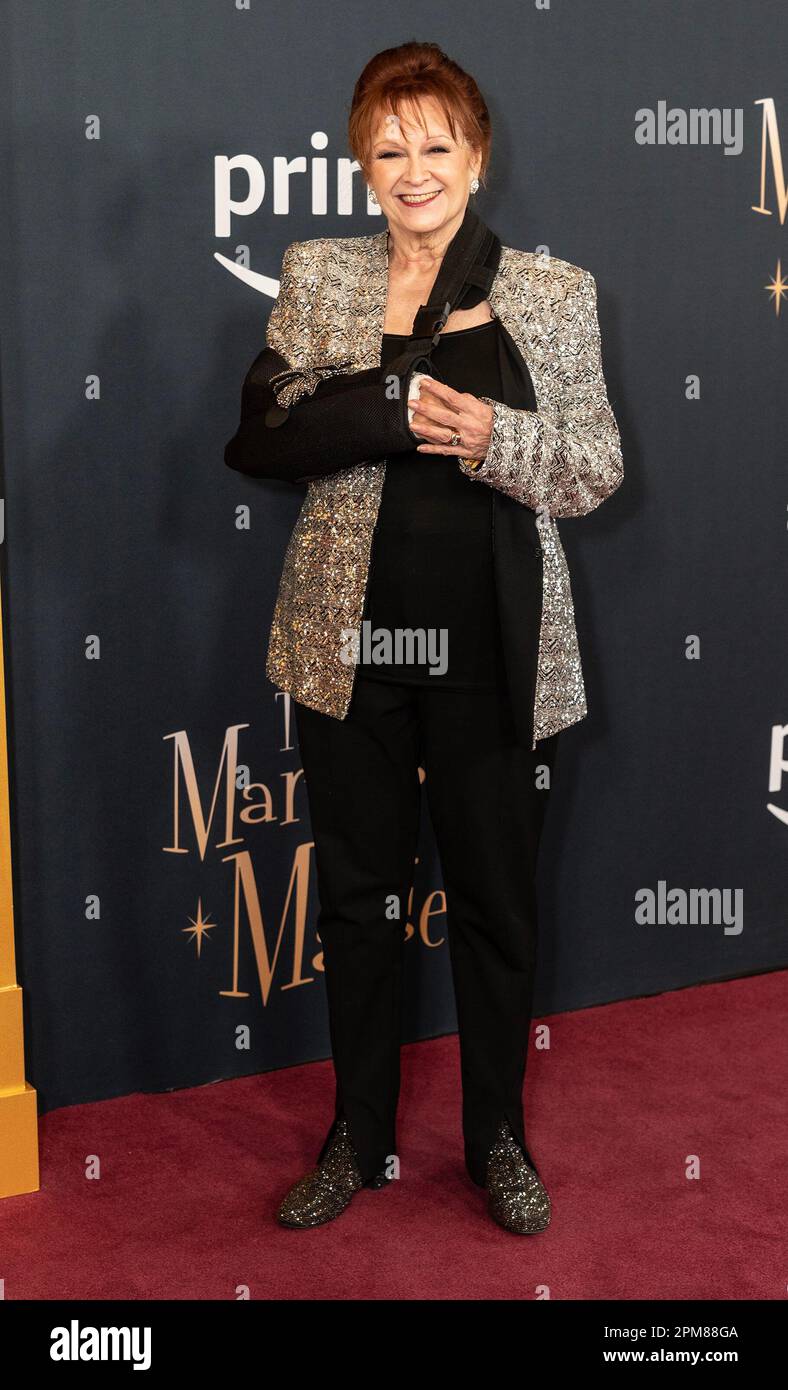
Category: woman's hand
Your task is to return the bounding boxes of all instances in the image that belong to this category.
[409,377,494,462]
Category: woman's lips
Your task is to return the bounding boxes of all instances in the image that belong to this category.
[397,190,442,206]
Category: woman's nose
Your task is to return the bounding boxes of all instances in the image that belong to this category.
[404,158,430,184]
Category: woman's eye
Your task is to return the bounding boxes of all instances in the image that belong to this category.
[375,146,451,158]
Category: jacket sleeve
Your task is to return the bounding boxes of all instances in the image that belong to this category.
[223,240,417,484]
[458,268,623,518]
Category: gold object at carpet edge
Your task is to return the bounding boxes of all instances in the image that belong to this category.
[0,580,40,1198]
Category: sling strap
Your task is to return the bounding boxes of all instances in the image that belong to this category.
[382,203,502,380]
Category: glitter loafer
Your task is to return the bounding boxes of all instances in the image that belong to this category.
[485,1120,551,1235]
[276,1117,366,1228]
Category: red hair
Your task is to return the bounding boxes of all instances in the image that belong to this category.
[348,42,492,187]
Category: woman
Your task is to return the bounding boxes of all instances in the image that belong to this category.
[224,41,624,1234]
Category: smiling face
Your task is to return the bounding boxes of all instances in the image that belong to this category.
[367,94,481,241]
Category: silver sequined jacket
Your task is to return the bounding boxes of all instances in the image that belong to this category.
[263,230,624,748]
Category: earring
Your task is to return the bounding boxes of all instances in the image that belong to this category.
[470,177,479,194]
[368,187,378,205]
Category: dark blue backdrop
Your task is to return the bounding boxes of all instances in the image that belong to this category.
[0,0,785,1112]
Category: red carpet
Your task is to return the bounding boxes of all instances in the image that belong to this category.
[1,971,784,1300]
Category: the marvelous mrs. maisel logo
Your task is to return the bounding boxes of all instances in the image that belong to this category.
[162,707,446,1007]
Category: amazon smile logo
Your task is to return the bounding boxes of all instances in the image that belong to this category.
[212,134,377,298]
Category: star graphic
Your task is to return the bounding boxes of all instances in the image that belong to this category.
[183,898,217,957]
[765,259,787,316]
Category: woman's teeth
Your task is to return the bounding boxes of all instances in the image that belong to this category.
[399,190,441,205]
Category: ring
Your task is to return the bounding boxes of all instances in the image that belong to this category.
[448,431,462,447]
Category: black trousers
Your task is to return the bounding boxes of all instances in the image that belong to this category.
[294,672,558,1188]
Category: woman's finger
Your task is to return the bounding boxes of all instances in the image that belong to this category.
[410,401,463,431]
[417,377,466,410]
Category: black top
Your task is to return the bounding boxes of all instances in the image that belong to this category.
[356,316,507,688]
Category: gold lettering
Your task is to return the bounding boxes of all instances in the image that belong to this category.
[162,724,249,859]
[420,891,446,947]
[752,98,788,224]
[220,842,316,1005]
